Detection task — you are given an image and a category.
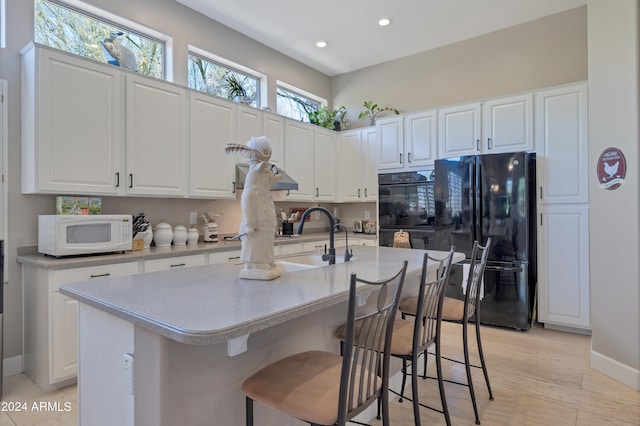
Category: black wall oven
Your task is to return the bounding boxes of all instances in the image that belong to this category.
[378,171,436,248]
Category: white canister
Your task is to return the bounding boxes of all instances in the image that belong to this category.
[153,222,173,247]
[173,225,188,245]
[187,227,199,244]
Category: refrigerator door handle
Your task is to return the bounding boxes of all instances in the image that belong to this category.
[485,265,523,272]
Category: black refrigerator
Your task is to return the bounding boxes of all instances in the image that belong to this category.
[433,152,536,330]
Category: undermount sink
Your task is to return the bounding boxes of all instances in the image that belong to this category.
[276,254,356,273]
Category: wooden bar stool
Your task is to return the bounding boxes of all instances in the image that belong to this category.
[241,261,408,426]
[399,239,494,425]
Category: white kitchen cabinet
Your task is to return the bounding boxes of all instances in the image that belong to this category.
[439,95,533,158]
[403,111,438,168]
[277,242,305,256]
[23,261,140,391]
[262,112,285,166]
[313,127,337,201]
[481,94,533,154]
[284,119,315,200]
[189,92,237,198]
[144,254,206,272]
[337,127,378,202]
[125,75,188,196]
[208,250,242,265]
[537,204,590,329]
[237,104,261,145]
[535,84,589,204]
[437,103,482,157]
[377,116,404,170]
[21,43,124,195]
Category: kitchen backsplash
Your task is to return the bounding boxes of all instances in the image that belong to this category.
[95,196,375,235]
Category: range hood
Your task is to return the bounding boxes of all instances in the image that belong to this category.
[235,163,299,191]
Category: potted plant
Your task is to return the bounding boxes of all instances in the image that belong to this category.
[308,106,349,131]
[358,100,399,125]
[221,72,249,104]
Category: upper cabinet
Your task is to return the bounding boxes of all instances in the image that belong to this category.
[313,127,337,201]
[535,84,588,204]
[337,127,378,202]
[377,111,437,171]
[21,44,124,195]
[438,94,533,158]
[125,75,188,196]
[262,112,285,166]
[189,92,236,199]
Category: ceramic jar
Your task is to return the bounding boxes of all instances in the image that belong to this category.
[187,227,199,244]
[153,222,173,247]
[172,225,188,245]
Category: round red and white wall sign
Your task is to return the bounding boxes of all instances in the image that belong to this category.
[597,147,626,190]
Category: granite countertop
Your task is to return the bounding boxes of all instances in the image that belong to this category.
[60,246,462,346]
[17,231,377,269]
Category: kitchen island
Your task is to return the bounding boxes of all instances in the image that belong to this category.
[60,246,463,426]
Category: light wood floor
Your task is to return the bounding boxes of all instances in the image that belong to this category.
[373,321,640,426]
[0,322,637,425]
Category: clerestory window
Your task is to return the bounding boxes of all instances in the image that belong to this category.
[276,82,324,123]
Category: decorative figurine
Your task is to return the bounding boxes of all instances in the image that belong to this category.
[225,136,282,280]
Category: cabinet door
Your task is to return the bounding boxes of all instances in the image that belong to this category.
[482,94,533,153]
[338,130,364,202]
[535,84,588,204]
[404,111,437,168]
[51,292,78,382]
[377,117,404,170]
[361,127,379,200]
[237,105,262,148]
[284,120,315,200]
[263,112,285,166]
[30,48,123,194]
[126,76,188,196]
[144,254,206,272]
[438,103,481,157]
[189,92,236,198]
[314,128,336,201]
[208,250,241,264]
[537,205,590,329]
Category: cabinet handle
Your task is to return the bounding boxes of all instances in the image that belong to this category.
[228,256,240,260]
[115,172,120,188]
[232,181,236,194]
[364,188,368,198]
[316,188,319,197]
[357,188,361,198]
[286,190,290,196]
[129,173,133,188]
[539,186,543,199]
[170,263,186,268]
[476,139,480,150]
[89,273,111,278]
[540,213,543,226]
[407,152,412,163]
[487,138,492,149]
[399,153,403,164]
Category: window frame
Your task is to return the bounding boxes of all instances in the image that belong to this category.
[276,80,326,122]
[188,45,266,108]
[34,0,172,80]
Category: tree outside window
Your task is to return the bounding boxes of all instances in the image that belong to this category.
[277,86,321,123]
[34,0,164,79]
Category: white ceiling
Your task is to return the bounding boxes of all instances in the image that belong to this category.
[176,0,586,76]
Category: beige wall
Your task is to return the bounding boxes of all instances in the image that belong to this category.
[333,7,587,128]
[587,0,640,388]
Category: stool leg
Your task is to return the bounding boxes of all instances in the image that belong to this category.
[411,353,422,426]
[435,338,451,426]
[399,358,408,402]
[475,316,494,400]
[463,322,481,425]
[245,397,254,426]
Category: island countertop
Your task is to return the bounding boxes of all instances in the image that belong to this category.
[59,246,462,346]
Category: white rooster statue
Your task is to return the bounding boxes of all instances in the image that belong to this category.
[225,137,282,280]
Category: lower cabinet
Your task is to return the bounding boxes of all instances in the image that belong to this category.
[144,254,206,272]
[208,250,242,264]
[23,261,140,391]
[537,204,590,329]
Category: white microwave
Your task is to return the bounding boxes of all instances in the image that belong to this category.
[38,215,133,257]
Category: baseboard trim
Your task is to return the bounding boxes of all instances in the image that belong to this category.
[591,349,640,391]
[3,355,23,378]
[543,322,591,335]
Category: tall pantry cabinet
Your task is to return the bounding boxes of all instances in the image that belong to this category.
[535,83,590,331]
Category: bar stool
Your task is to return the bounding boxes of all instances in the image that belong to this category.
[399,239,493,425]
[241,261,408,426]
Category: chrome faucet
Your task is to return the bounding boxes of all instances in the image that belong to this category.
[334,223,353,262]
[297,207,336,265]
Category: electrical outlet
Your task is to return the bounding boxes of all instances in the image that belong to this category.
[364,210,371,220]
[190,211,198,225]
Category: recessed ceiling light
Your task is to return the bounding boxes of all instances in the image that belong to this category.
[378,18,392,26]
[316,41,327,48]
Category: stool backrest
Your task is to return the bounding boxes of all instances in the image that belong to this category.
[338,261,408,424]
[464,238,492,319]
[414,247,455,353]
